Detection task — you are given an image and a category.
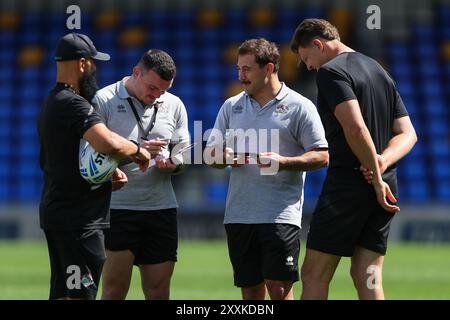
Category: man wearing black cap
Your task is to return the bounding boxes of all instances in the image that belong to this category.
[38,33,151,300]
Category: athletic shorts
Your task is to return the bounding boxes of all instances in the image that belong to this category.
[225,223,300,288]
[307,169,397,257]
[104,208,178,265]
[44,228,106,300]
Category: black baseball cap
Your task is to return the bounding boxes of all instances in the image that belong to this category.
[55,33,110,62]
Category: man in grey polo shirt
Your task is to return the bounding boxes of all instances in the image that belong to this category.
[205,38,329,300]
[92,49,190,300]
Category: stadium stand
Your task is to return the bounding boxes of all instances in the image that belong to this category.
[0,0,448,226]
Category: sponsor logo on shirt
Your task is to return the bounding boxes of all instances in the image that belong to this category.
[285,255,294,266]
[274,104,289,115]
[117,104,126,113]
[233,105,243,113]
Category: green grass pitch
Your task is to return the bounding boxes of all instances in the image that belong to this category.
[0,240,449,300]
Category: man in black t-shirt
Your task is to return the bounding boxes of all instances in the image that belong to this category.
[38,33,151,300]
[290,19,417,299]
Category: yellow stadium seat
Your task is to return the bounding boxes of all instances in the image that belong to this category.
[119,27,147,48]
[441,41,450,61]
[249,8,274,28]
[0,12,20,30]
[279,45,299,83]
[223,43,240,65]
[225,82,243,98]
[328,8,353,41]
[197,9,223,28]
[95,11,121,30]
[18,46,45,68]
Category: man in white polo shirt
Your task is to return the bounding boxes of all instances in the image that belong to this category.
[92,49,190,300]
[205,38,329,300]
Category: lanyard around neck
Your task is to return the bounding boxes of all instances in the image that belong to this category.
[126,97,159,139]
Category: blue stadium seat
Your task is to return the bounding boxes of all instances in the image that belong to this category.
[413,25,435,41]
[19,67,40,82]
[176,65,195,83]
[0,85,13,100]
[432,159,450,179]
[391,62,413,78]
[436,181,450,202]
[444,63,450,77]
[146,12,169,29]
[18,124,39,140]
[416,44,437,59]
[418,61,440,78]
[16,181,41,202]
[396,80,415,96]
[422,81,444,98]
[0,31,15,47]
[0,101,12,119]
[0,141,12,159]
[223,68,238,81]
[205,182,228,205]
[425,99,447,117]
[402,159,427,179]
[402,179,430,202]
[170,30,194,49]
[94,31,116,49]
[122,13,146,26]
[0,183,9,202]
[0,66,14,83]
[429,139,450,157]
[148,29,168,47]
[407,141,424,158]
[19,105,40,119]
[387,44,409,60]
[198,46,221,62]
[169,11,194,29]
[224,29,246,43]
[197,30,220,45]
[174,46,194,63]
[0,49,15,63]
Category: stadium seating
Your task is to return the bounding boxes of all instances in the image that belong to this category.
[0,6,449,207]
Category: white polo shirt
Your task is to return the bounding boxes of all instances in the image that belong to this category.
[92,77,190,211]
[206,83,328,227]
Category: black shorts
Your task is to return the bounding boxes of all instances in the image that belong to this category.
[225,223,300,288]
[44,228,106,300]
[307,169,397,257]
[105,208,178,265]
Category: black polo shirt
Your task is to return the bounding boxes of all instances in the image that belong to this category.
[38,83,111,230]
[316,52,409,172]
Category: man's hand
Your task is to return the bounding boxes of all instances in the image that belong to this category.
[130,147,151,172]
[257,152,286,168]
[372,180,400,213]
[360,154,388,184]
[225,147,250,168]
[112,168,128,191]
[155,156,179,173]
[141,139,169,159]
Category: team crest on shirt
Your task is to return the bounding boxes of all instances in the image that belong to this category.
[233,105,243,113]
[274,104,289,115]
[116,104,126,113]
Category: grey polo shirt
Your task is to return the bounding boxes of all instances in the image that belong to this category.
[206,83,327,227]
[92,77,190,211]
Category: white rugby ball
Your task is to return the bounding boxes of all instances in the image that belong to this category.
[79,141,119,184]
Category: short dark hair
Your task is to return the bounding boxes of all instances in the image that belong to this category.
[238,38,280,73]
[138,49,176,81]
[290,18,340,52]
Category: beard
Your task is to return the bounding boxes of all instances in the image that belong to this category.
[79,69,98,102]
